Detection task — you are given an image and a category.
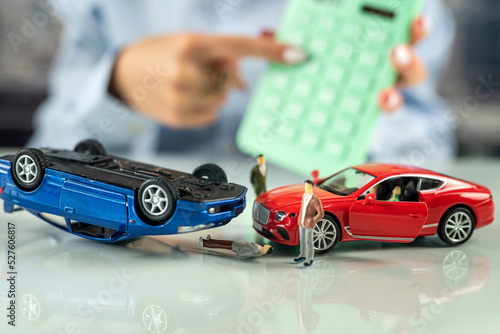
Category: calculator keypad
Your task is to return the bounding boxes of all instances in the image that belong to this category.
[238,0,425,175]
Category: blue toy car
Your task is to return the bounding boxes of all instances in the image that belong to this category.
[0,140,247,242]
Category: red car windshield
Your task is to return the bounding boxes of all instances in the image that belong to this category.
[320,168,376,196]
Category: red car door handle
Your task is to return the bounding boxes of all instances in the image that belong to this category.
[409,213,424,218]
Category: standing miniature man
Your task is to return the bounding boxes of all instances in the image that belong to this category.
[200,235,274,258]
[250,154,267,197]
[294,180,324,267]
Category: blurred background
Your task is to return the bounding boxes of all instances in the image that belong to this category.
[0,0,499,155]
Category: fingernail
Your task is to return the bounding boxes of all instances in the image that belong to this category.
[394,45,411,66]
[385,91,399,109]
[260,29,275,38]
[282,47,307,65]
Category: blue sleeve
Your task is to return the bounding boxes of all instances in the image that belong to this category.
[29,1,156,152]
[370,0,457,168]
[401,0,456,110]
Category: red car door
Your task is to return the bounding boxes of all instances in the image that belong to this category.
[349,197,429,242]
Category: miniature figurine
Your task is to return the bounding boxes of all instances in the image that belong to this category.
[294,180,325,267]
[199,235,273,258]
[388,185,401,202]
[252,163,494,254]
[250,154,267,197]
[0,140,247,243]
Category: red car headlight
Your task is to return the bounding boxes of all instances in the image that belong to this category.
[275,211,286,222]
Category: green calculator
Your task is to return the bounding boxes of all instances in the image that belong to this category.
[237,0,425,176]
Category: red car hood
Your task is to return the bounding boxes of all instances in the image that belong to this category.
[257,184,343,210]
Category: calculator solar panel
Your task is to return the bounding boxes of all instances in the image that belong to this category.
[237,0,425,175]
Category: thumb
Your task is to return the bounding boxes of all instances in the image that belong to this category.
[200,36,307,64]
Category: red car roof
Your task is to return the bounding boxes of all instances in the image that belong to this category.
[352,163,439,178]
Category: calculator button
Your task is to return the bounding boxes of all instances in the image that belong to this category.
[370,31,390,45]
[265,95,281,110]
[332,43,355,63]
[303,61,321,77]
[318,17,338,32]
[324,142,344,158]
[284,102,306,119]
[349,74,372,91]
[332,118,354,137]
[309,110,329,128]
[317,89,337,105]
[309,38,329,54]
[276,124,298,142]
[342,23,361,39]
[324,67,346,84]
[293,81,313,98]
[292,12,313,26]
[256,115,274,129]
[285,31,307,46]
[269,73,289,90]
[358,52,380,68]
[340,96,363,115]
[300,132,320,149]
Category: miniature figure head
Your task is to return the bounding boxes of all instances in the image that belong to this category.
[305,180,314,195]
[257,154,265,166]
[262,244,274,255]
[393,186,402,195]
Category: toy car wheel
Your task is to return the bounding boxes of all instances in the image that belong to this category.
[313,215,341,254]
[19,288,50,325]
[74,139,106,156]
[192,163,228,183]
[438,207,475,246]
[437,250,472,288]
[137,178,179,225]
[137,301,176,334]
[12,148,48,192]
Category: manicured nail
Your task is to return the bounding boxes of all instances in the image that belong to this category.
[260,29,275,38]
[394,45,411,66]
[385,91,400,109]
[282,47,307,65]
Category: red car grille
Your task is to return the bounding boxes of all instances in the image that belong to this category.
[277,227,290,240]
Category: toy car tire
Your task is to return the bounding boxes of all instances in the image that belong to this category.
[313,215,341,254]
[192,163,228,183]
[137,178,179,225]
[12,148,48,192]
[438,207,475,246]
[137,300,176,334]
[19,287,50,325]
[74,139,106,156]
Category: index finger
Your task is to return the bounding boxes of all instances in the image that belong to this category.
[198,35,307,64]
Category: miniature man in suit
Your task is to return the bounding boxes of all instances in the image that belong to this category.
[250,154,267,197]
[294,180,325,267]
[200,235,274,258]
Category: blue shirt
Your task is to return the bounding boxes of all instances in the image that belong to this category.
[29,0,456,167]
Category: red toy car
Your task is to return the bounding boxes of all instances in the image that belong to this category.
[253,163,494,253]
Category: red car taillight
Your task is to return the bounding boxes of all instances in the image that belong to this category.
[0,187,3,195]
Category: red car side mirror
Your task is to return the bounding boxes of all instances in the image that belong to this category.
[364,193,376,205]
[311,170,319,185]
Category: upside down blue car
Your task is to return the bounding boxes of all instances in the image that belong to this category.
[0,140,247,242]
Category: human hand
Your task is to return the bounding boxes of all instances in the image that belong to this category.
[110,34,306,128]
[379,16,430,112]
